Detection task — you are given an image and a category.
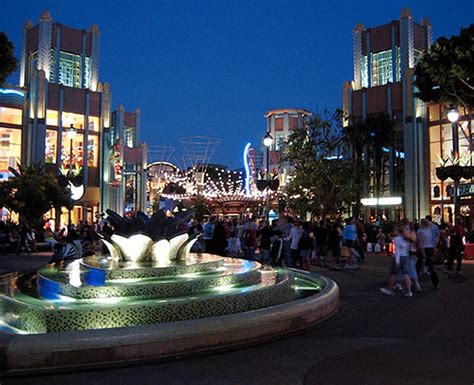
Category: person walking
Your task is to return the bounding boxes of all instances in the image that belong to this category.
[416,218,440,289]
[299,222,313,271]
[289,221,302,268]
[342,217,359,269]
[446,216,465,274]
[203,217,216,254]
[380,223,413,297]
[257,220,273,265]
[313,220,329,266]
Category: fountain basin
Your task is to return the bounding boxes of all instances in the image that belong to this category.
[0,270,338,373]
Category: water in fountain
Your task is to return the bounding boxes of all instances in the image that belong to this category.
[0,210,322,334]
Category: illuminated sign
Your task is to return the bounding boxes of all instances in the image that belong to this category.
[243,142,251,197]
[361,197,402,206]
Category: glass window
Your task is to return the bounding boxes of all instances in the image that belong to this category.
[87,135,98,167]
[395,47,401,82]
[84,57,91,89]
[61,132,84,172]
[441,124,453,142]
[360,55,368,88]
[429,105,440,121]
[0,107,22,125]
[0,127,21,170]
[89,116,100,132]
[124,126,135,148]
[414,49,424,66]
[62,112,84,130]
[46,110,58,126]
[371,50,393,87]
[430,142,441,167]
[429,125,441,143]
[58,51,82,88]
[45,130,58,164]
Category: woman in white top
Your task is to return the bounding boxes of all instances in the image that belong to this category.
[380,224,413,297]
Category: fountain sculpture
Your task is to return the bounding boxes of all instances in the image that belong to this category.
[0,210,339,371]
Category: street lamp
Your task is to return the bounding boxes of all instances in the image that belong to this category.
[448,105,460,216]
[262,132,273,219]
[66,124,77,227]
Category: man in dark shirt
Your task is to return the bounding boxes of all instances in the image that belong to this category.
[313,220,329,266]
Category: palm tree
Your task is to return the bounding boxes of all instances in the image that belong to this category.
[344,113,394,217]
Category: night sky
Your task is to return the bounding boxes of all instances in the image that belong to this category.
[3,0,473,168]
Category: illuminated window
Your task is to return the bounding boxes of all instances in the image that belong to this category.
[46,110,58,126]
[124,126,135,148]
[371,50,393,87]
[87,134,98,167]
[58,51,82,88]
[360,55,368,88]
[395,47,401,82]
[89,116,99,132]
[84,57,91,89]
[62,112,84,129]
[0,107,22,125]
[61,132,84,172]
[275,133,285,151]
[414,49,423,66]
[0,127,21,169]
[45,130,58,164]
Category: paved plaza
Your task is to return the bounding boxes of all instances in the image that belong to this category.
[1,251,473,385]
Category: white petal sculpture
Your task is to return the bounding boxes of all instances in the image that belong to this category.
[151,239,172,265]
[111,234,153,262]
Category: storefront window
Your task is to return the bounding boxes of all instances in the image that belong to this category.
[45,130,58,164]
[0,127,21,170]
[87,134,98,167]
[61,132,84,172]
[62,112,84,130]
[0,107,22,125]
[89,116,99,132]
[46,110,58,126]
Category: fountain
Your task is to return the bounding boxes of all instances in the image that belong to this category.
[0,210,339,372]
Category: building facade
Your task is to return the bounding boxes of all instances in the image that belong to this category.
[0,11,147,226]
[427,104,474,224]
[343,9,432,221]
[108,106,147,215]
[263,108,312,187]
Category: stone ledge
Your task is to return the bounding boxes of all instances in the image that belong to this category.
[1,274,339,374]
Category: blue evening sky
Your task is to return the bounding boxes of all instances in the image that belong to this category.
[2,0,473,168]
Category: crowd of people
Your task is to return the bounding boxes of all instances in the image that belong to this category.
[0,219,98,264]
[192,215,365,270]
[379,214,467,297]
[1,212,470,288]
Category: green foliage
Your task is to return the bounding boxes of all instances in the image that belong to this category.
[414,24,474,110]
[0,32,18,85]
[0,164,70,228]
[343,113,394,217]
[284,110,357,216]
[191,195,211,221]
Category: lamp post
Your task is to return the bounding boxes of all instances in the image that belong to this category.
[263,132,273,219]
[66,124,77,227]
[447,105,460,216]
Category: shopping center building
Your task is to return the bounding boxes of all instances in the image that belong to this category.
[343,9,432,221]
[0,11,147,227]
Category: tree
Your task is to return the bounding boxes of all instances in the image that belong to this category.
[284,110,357,217]
[0,32,18,85]
[343,113,394,218]
[414,24,474,111]
[0,164,70,228]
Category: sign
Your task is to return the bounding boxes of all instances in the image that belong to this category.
[457,183,474,197]
[361,196,402,206]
